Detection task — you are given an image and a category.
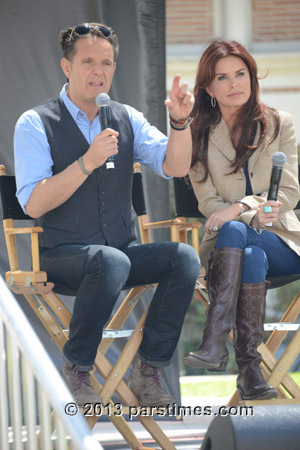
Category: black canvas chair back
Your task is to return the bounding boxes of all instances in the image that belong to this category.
[174,176,204,219]
[0,175,30,220]
[132,168,147,216]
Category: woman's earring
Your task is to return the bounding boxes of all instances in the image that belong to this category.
[211,96,216,108]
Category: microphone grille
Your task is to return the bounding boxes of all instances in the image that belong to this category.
[272,152,287,167]
[95,93,111,108]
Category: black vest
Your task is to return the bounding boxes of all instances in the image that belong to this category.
[34,96,136,249]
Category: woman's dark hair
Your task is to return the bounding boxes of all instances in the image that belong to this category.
[60,22,119,62]
[191,38,280,180]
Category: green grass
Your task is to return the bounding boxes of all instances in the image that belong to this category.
[180,372,300,398]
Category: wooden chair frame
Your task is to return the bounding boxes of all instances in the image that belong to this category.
[0,164,179,450]
[135,165,208,302]
[228,292,300,407]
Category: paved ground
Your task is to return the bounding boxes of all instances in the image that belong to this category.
[92,376,235,449]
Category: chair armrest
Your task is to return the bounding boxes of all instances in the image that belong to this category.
[176,221,202,230]
[5,226,43,235]
[142,218,185,230]
[4,226,43,272]
[6,270,48,284]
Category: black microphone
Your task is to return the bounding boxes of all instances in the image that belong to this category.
[267,152,287,201]
[95,93,114,169]
[266,151,287,226]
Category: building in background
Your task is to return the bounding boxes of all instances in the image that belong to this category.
[166,0,300,145]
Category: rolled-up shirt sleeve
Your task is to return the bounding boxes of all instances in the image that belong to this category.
[14,110,53,213]
[124,105,172,179]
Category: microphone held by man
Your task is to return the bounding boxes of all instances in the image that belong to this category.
[96,92,115,169]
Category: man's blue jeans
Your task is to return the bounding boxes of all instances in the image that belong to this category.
[216,221,300,283]
[40,241,200,371]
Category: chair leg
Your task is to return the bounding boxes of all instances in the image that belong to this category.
[97,285,154,356]
[267,327,300,393]
[227,289,300,406]
[61,291,176,449]
[20,289,176,449]
[96,306,150,404]
[88,306,177,449]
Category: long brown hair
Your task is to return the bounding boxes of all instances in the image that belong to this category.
[191,38,280,180]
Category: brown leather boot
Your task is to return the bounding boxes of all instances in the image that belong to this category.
[127,355,174,407]
[234,282,278,400]
[184,247,243,371]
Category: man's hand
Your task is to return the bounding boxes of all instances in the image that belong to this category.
[82,128,119,172]
[25,127,119,218]
[165,74,194,120]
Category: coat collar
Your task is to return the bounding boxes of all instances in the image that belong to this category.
[209,117,235,162]
[209,117,262,170]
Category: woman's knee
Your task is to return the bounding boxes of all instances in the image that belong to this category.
[216,221,247,248]
[242,246,268,283]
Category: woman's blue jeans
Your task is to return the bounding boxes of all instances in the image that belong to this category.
[40,241,200,371]
[215,221,300,283]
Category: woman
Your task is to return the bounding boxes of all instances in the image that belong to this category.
[184,38,300,400]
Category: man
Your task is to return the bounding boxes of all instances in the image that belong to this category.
[14,23,200,408]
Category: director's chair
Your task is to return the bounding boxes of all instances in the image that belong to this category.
[0,163,177,450]
[149,174,300,407]
[135,169,207,304]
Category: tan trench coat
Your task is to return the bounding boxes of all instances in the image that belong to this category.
[189,110,300,268]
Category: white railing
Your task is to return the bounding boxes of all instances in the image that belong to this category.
[0,275,103,450]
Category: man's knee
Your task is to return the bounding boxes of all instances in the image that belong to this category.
[86,246,131,283]
[175,243,201,279]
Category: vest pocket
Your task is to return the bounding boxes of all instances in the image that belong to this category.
[44,215,79,232]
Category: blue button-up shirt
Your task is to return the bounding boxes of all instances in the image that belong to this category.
[14,84,170,212]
